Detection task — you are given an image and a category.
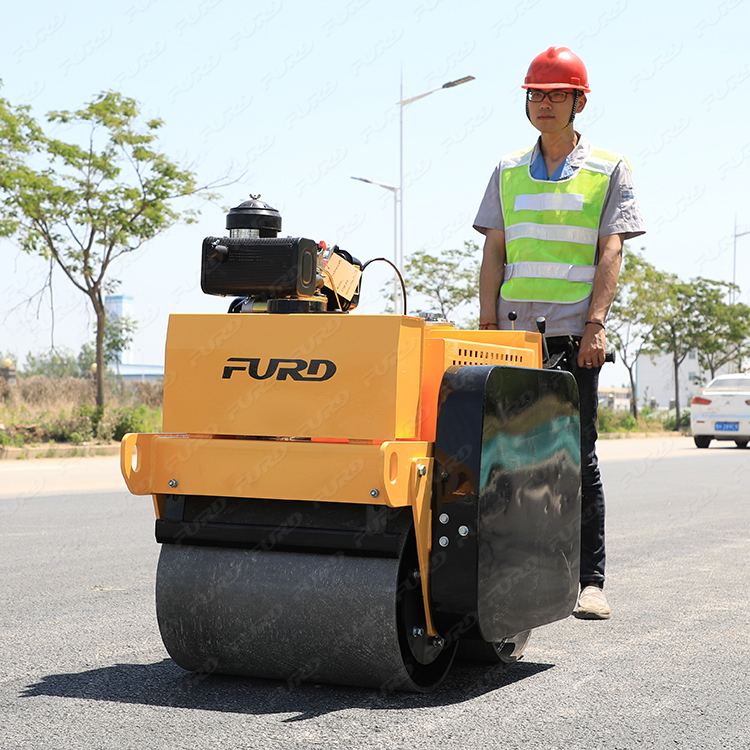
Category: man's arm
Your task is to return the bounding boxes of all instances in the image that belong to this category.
[479,228,506,329]
[578,233,625,367]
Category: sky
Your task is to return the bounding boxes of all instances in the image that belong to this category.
[1,0,748,387]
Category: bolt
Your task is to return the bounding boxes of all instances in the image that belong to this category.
[431,636,445,649]
[412,626,424,638]
[439,536,449,547]
[370,488,380,498]
[441,471,449,481]
[168,479,178,488]
[458,525,469,537]
[417,464,427,477]
[413,568,421,580]
[439,513,450,525]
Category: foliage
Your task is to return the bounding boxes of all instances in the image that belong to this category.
[386,241,480,326]
[23,348,85,378]
[104,315,137,365]
[608,248,663,419]
[662,407,691,432]
[0,88,218,407]
[609,248,750,426]
[0,374,162,446]
[692,294,750,378]
[644,277,745,427]
[598,408,639,433]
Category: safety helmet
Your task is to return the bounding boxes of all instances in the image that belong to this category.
[522,47,590,93]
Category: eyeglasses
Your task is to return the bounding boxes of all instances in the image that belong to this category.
[526,90,572,103]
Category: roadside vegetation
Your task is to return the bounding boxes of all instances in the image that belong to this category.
[0,374,161,449]
[597,405,690,435]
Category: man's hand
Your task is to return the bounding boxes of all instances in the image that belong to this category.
[578,323,606,368]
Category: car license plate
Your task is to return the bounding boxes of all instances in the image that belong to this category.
[715,422,739,431]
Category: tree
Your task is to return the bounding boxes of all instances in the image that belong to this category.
[644,277,744,428]
[608,248,665,419]
[692,293,750,378]
[0,89,217,406]
[386,241,480,326]
[23,348,83,378]
[103,315,137,366]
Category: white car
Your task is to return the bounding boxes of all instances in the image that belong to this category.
[690,374,750,448]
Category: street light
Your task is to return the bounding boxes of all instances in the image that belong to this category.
[398,75,475,275]
[733,214,750,305]
[352,74,475,312]
[350,176,400,306]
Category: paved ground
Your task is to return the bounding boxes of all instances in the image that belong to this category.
[1,437,748,749]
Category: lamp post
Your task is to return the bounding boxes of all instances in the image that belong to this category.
[733,215,750,305]
[398,75,475,274]
[350,176,400,307]
[352,74,475,312]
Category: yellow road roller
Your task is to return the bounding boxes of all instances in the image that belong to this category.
[121,198,581,692]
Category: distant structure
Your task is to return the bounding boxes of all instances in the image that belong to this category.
[105,294,135,365]
[634,352,734,411]
[105,294,163,382]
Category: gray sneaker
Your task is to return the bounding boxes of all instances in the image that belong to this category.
[574,585,611,619]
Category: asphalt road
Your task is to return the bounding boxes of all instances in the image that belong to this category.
[1,438,748,749]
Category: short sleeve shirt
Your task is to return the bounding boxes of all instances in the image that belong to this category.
[473,134,646,337]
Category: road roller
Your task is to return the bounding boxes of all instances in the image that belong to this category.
[120,198,581,692]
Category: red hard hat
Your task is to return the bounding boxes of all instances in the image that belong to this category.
[522,47,591,92]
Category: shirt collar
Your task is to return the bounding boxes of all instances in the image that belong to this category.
[529,133,591,181]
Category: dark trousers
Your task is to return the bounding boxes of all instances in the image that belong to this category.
[547,338,606,587]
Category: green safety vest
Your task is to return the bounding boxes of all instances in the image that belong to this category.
[500,146,622,304]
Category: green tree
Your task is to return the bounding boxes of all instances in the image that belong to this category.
[608,248,665,419]
[386,241,480,326]
[644,277,742,428]
[22,348,82,378]
[692,293,750,378]
[103,315,137,366]
[0,89,217,406]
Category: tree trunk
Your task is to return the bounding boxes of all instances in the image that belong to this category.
[94,302,106,408]
[626,363,639,419]
[673,349,681,430]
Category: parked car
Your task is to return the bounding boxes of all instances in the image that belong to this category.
[690,374,750,448]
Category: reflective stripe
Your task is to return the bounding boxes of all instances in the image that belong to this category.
[505,222,599,246]
[514,193,584,212]
[505,262,596,283]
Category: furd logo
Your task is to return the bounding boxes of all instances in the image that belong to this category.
[222,357,337,382]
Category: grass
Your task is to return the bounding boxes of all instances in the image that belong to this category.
[598,406,691,434]
[0,375,162,447]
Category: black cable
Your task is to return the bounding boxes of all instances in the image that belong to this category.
[360,257,408,316]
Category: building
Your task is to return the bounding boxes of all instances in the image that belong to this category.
[104,294,163,381]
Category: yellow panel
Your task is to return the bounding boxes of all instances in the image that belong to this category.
[162,314,424,441]
[121,433,432,510]
[420,330,542,441]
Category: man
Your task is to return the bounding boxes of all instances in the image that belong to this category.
[474,46,645,619]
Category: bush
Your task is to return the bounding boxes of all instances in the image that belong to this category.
[662,408,691,432]
[1,376,162,445]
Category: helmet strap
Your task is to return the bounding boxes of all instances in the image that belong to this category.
[569,90,581,124]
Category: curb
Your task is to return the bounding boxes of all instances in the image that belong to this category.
[0,443,121,460]
[599,431,690,440]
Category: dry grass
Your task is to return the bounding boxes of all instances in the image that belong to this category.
[0,376,163,444]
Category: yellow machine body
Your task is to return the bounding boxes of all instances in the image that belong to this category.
[121,313,542,637]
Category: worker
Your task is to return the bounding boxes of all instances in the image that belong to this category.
[473,46,646,619]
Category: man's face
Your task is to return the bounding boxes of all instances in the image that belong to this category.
[526,89,586,133]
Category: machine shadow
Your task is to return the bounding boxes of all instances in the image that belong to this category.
[21,658,554,720]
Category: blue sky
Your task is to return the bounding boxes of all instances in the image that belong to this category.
[1,0,748,387]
